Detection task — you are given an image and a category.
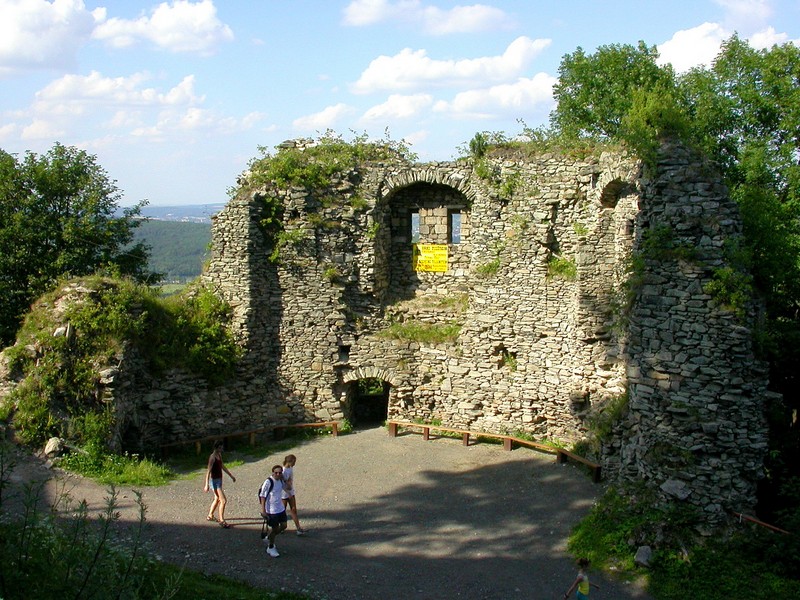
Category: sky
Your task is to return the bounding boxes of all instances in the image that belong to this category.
[1,1,799,207]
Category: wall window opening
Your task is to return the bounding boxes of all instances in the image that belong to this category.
[449,209,462,244]
[410,210,420,243]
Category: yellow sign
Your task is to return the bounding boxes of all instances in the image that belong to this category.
[413,244,448,272]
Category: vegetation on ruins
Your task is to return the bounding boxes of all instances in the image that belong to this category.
[475,240,505,277]
[236,130,417,264]
[466,36,799,539]
[455,36,800,599]
[0,143,155,347]
[269,226,308,264]
[546,255,578,280]
[475,257,501,277]
[533,35,800,599]
[2,276,240,450]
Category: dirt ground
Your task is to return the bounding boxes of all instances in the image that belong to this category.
[8,426,653,600]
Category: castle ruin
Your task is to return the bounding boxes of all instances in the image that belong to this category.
[124,139,770,521]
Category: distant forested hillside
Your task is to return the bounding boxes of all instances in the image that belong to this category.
[133,219,211,282]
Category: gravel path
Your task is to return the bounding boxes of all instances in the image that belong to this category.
[10,427,652,600]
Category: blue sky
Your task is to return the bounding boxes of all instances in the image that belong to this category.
[1,1,798,207]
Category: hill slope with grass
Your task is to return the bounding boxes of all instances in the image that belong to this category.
[133,219,211,282]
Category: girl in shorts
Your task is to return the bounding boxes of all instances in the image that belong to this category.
[203,441,236,527]
[281,454,305,535]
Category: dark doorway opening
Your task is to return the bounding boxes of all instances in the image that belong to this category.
[350,378,390,426]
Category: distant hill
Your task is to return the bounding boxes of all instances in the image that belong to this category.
[133,219,211,282]
[138,203,225,224]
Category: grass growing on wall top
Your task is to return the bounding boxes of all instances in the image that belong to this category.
[245,130,417,192]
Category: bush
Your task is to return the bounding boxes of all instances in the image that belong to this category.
[6,276,240,447]
[568,484,796,599]
[547,255,578,280]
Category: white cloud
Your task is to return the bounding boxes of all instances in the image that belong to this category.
[343,0,512,34]
[402,129,428,147]
[33,72,204,114]
[0,122,18,142]
[0,0,96,76]
[714,0,772,29]
[748,26,798,49]
[21,118,64,140]
[352,36,550,94]
[93,0,234,55]
[293,103,357,132]
[342,0,395,26]
[361,94,433,121]
[4,69,260,148]
[657,23,729,73]
[434,72,556,120]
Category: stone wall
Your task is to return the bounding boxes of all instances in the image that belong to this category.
[603,142,769,517]
[94,140,768,521]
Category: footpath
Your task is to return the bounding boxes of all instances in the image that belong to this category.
[12,426,652,600]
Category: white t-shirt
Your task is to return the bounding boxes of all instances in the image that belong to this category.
[259,476,285,514]
[281,466,295,499]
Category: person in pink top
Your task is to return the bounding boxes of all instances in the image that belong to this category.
[203,441,236,528]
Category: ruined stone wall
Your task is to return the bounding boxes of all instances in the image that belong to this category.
[603,142,769,517]
[104,141,768,520]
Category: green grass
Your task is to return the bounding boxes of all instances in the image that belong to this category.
[59,451,174,486]
[149,562,313,599]
[567,485,798,598]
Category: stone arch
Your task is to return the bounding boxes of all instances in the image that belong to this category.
[381,165,478,205]
[341,367,396,426]
[599,178,629,209]
[342,367,399,387]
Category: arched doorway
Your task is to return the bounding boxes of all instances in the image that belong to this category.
[349,377,391,426]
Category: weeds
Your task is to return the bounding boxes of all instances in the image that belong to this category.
[5,276,241,448]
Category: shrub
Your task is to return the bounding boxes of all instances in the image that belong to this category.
[475,258,501,277]
[7,277,240,447]
[704,266,753,319]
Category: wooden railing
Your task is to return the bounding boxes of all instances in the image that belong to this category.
[731,511,791,534]
[160,421,339,457]
[386,420,602,482]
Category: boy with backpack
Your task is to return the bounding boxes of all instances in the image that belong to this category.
[259,464,288,557]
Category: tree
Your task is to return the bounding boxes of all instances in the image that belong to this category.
[549,35,800,523]
[680,38,800,520]
[550,41,679,139]
[0,143,154,345]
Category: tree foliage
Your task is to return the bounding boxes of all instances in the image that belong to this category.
[550,36,800,525]
[0,143,154,345]
[550,41,680,140]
